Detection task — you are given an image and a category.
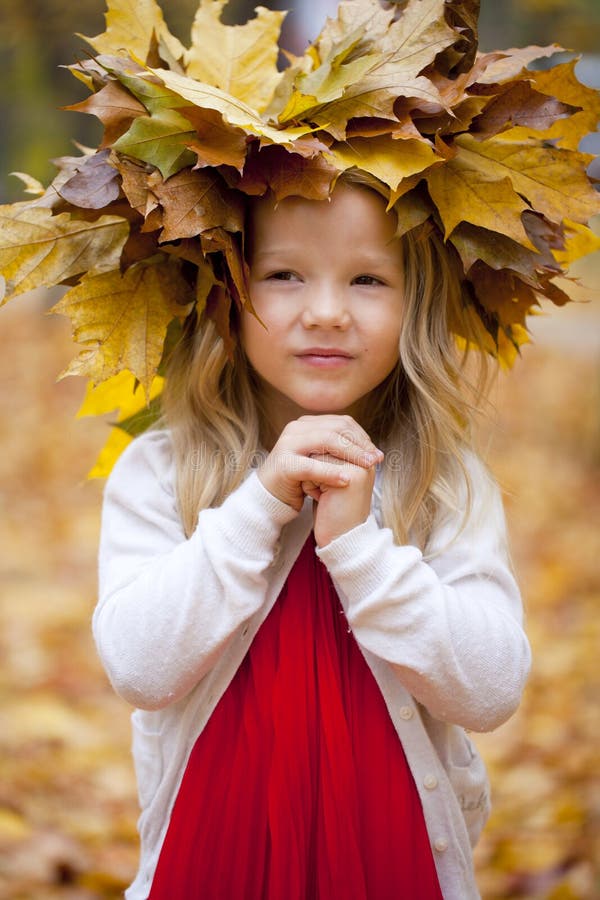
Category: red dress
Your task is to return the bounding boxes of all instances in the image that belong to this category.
[149,537,443,899]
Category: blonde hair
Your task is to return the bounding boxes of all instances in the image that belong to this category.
[162,179,492,546]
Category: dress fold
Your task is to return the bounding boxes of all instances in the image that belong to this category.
[149,536,442,899]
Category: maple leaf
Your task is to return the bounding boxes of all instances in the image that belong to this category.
[392,186,433,237]
[469,262,538,328]
[520,60,600,151]
[0,207,129,302]
[151,167,245,241]
[58,150,121,210]
[64,81,147,147]
[184,0,285,113]
[81,0,184,67]
[471,82,580,141]
[425,150,533,246]
[475,45,564,86]
[77,370,165,477]
[113,156,160,221]
[454,133,600,227]
[112,107,197,179]
[329,136,444,192]
[51,256,193,396]
[179,107,248,172]
[450,222,557,279]
[147,67,316,147]
[235,145,338,202]
[276,0,456,139]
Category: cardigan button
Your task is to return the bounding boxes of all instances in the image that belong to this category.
[399,706,414,720]
[424,774,438,790]
[434,837,449,853]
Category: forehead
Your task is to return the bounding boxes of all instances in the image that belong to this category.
[247,183,399,255]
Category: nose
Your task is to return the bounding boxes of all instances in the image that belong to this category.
[300,282,351,329]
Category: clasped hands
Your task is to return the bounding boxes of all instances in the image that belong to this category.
[258,415,383,547]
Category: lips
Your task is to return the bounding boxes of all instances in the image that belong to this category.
[296,347,354,358]
[295,347,355,369]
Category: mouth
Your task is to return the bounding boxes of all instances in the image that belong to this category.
[295,348,355,368]
[296,348,354,359]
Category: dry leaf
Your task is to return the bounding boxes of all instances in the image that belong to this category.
[184,0,285,113]
[51,257,193,395]
[0,207,129,301]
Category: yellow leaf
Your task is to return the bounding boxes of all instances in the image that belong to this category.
[553,218,600,267]
[454,133,599,229]
[528,60,600,151]
[77,369,163,418]
[426,153,533,246]
[148,67,315,147]
[184,0,285,113]
[281,0,454,138]
[88,427,133,479]
[0,206,129,302]
[82,0,185,67]
[51,257,193,395]
[78,371,165,478]
[329,136,442,191]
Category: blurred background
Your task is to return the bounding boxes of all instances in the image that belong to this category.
[0,0,598,897]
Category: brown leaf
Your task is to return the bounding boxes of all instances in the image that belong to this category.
[64,81,146,147]
[151,168,244,242]
[205,283,234,358]
[450,222,558,277]
[471,82,580,140]
[470,261,537,327]
[120,229,160,271]
[434,0,480,77]
[236,146,338,202]
[525,60,600,151]
[392,187,433,237]
[179,107,248,172]
[112,156,159,221]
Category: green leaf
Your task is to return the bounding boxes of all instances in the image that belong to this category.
[112,109,196,179]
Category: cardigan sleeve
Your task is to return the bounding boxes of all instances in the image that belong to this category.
[316,455,531,733]
[93,430,297,711]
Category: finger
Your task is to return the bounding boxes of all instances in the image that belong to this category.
[288,415,382,459]
[301,480,321,501]
[310,449,380,469]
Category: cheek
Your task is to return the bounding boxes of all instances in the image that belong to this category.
[240,308,275,368]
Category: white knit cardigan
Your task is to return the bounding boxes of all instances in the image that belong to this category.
[94,429,531,899]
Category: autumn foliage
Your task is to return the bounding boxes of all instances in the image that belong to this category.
[0,0,599,477]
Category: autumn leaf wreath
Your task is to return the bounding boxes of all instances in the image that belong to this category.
[1,0,599,475]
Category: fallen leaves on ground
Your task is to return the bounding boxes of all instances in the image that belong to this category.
[0,290,598,898]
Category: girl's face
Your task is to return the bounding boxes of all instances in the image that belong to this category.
[241,183,405,436]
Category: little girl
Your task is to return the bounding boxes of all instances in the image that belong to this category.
[94,176,531,899]
[0,0,596,894]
